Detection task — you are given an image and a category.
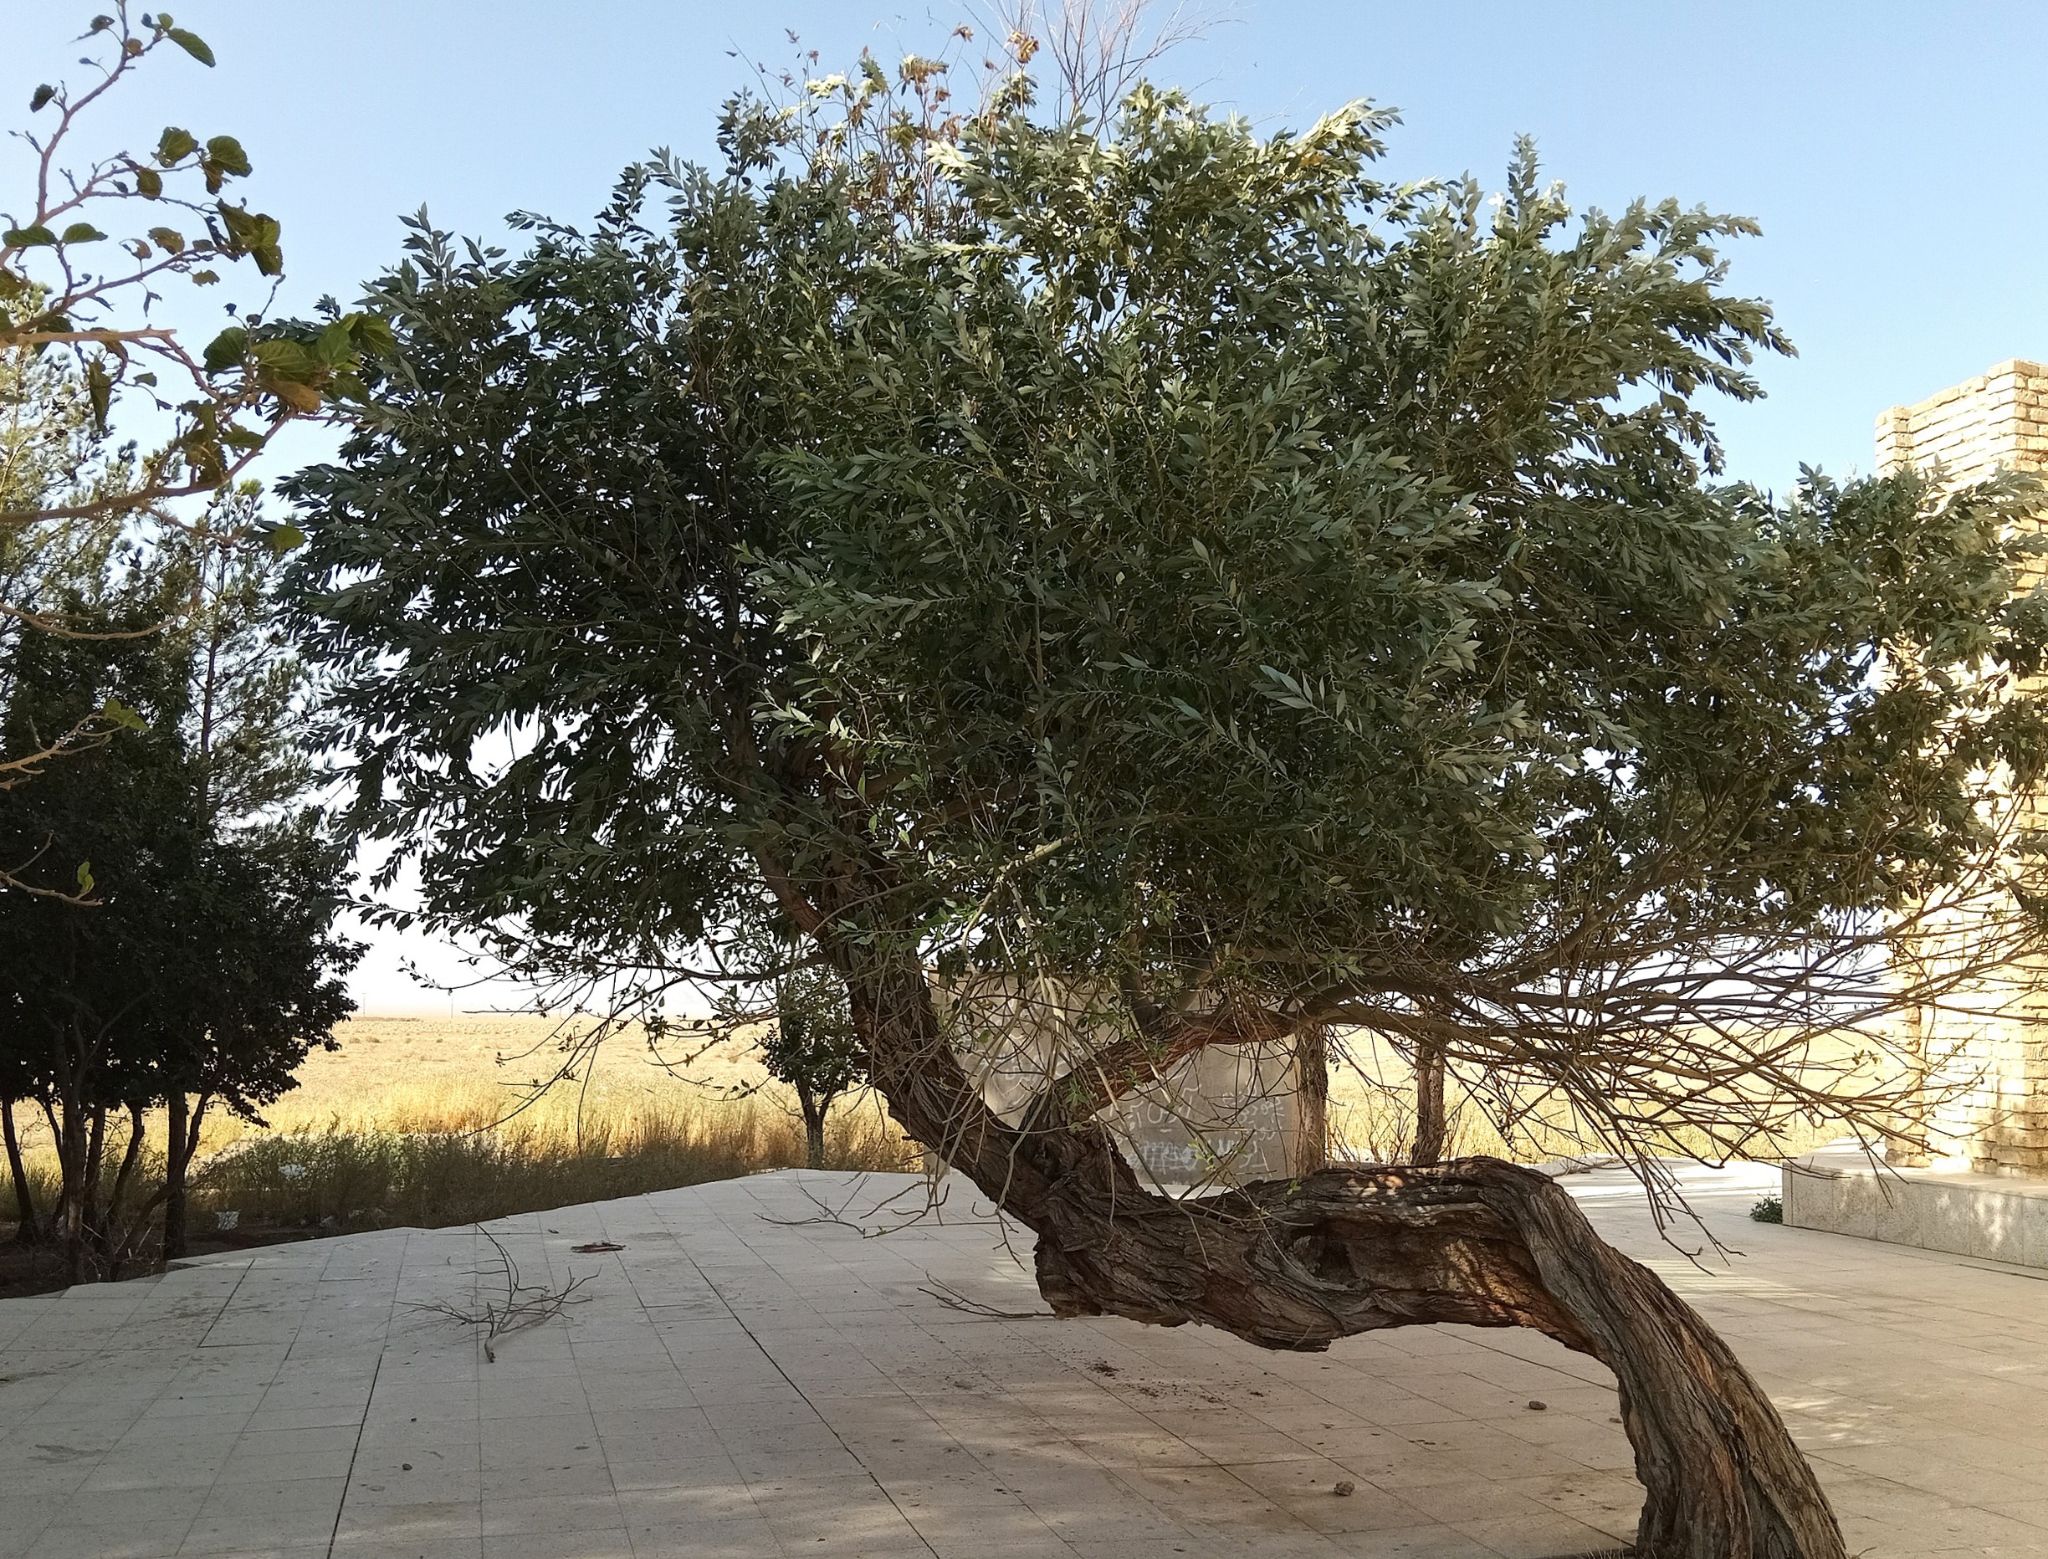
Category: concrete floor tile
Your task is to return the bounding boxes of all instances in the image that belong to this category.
[4,1167,2046,1559]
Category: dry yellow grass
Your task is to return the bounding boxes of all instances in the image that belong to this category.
[6,1011,1848,1254]
[248,1013,779,1141]
[256,1014,1843,1170]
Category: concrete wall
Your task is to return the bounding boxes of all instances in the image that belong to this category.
[1784,1152,2048,1268]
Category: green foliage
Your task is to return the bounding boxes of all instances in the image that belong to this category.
[0,528,357,1275]
[1751,1195,1784,1224]
[760,968,865,1114]
[1,5,375,535]
[289,78,2048,1166]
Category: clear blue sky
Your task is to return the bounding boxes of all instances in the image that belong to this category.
[8,2,2045,1009]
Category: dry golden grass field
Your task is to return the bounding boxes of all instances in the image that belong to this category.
[268,1013,788,1135]
[2,1009,1849,1296]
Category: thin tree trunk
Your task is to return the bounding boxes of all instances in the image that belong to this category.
[838,939,1846,1559]
[102,1106,148,1278]
[1294,1026,1329,1173]
[1411,1039,1448,1165]
[55,1095,90,1285]
[1,1100,41,1247]
[798,1088,828,1171]
[79,1100,109,1273]
[163,1093,191,1261]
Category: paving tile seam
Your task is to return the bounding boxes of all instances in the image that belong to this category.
[693,1202,951,1558]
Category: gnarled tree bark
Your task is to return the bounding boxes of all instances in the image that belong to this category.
[839,941,1846,1559]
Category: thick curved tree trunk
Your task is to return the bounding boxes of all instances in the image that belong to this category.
[1030,1160,1842,1559]
[841,946,1846,1559]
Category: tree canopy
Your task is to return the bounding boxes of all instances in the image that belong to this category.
[295,89,2048,1176]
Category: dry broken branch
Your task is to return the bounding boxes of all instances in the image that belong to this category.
[408,1226,594,1362]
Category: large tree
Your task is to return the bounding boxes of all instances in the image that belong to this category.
[287,71,2048,1559]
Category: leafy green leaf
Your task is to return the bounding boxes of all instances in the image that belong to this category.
[147,225,185,253]
[3,225,56,248]
[205,134,251,178]
[30,84,55,113]
[313,318,355,366]
[85,358,112,433]
[101,696,146,731]
[166,27,214,66]
[157,126,198,164]
[59,222,107,244]
[347,312,396,358]
[267,522,306,554]
[202,325,248,372]
[75,861,94,895]
[135,166,163,199]
[250,338,316,377]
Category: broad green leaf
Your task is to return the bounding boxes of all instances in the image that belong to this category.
[166,27,214,66]
[202,325,248,372]
[4,225,56,248]
[313,318,355,366]
[347,312,396,357]
[205,134,251,177]
[250,337,316,377]
[101,696,146,731]
[157,126,198,165]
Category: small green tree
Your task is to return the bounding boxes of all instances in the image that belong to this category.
[761,968,864,1170]
[148,813,358,1262]
[0,558,198,1273]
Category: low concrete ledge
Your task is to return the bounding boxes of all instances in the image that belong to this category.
[1782,1147,2048,1268]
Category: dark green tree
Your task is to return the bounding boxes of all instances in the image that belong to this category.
[0,561,197,1272]
[148,815,357,1262]
[286,70,2048,1558]
[0,533,356,1277]
[156,501,332,1259]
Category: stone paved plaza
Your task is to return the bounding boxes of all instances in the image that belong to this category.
[0,1164,2044,1559]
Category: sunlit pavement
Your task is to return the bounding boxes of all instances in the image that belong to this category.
[0,1165,2042,1558]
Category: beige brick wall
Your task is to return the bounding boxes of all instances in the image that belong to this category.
[1879,359,2048,1176]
